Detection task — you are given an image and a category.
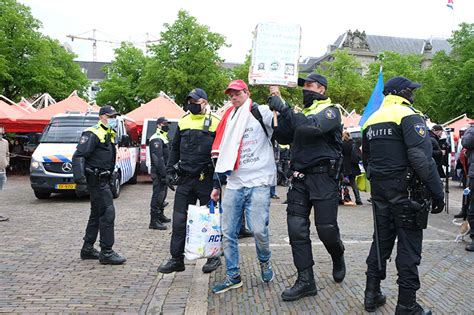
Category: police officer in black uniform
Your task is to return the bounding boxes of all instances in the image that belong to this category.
[72,105,126,265]
[268,73,345,302]
[158,88,222,274]
[361,77,444,314]
[148,117,171,230]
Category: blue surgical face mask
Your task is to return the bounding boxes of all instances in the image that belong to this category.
[107,118,118,130]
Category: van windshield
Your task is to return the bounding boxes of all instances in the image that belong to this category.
[41,119,97,143]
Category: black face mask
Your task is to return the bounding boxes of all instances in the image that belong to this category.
[161,125,169,132]
[188,103,202,115]
[302,90,328,108]
[396,88,415,104]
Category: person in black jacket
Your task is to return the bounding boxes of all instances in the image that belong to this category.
[148,117,171,230]
[461,123,474,251]
[268,73,345,302]
[429,124,446,178]
[362,77,444,314]
[342,131,362,205]
[158,88,222,275]
[72,105,126,265]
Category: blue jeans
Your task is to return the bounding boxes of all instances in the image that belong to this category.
[0,171,6,190]
[270,185,276,196]
[221,185,272,278]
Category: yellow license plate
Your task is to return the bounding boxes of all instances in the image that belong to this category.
[55,184,76,189]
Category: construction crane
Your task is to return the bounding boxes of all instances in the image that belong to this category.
[67,29,161,61]
[66,29,119,61]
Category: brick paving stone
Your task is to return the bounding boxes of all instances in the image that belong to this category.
[1,176,473,313]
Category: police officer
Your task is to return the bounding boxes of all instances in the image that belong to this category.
[268,73,345,302]
[158,88,222,274]
[72,105,126,265]
[148,117,171,230]
[361,77,444,314]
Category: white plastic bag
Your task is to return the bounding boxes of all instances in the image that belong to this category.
[185,201,223,261]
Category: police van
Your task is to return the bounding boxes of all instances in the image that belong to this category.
[30,111,139,199]
[139,118,179,174]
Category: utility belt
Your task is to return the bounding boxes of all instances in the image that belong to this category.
[391,167,432,230]
[85,167,111,180]
[392,199,430,230]
[299,159,342,179]
[180,164,213,181]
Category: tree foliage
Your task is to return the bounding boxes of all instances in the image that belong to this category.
[423,22,474,121]
[319,50,371,112]
[139,10,230,107]
[0,0,88,101]
[96,42,147,113]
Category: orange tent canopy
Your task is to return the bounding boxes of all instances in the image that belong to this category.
[443,114,473,140]
[15,95,100,132]
[0,100,32,132]
[342,112,361,129]
[126,96,185,129]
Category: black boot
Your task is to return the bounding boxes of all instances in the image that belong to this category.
[158,257,185,273]
[281,268,317,301]
[157,209,171,223]
[332,254,346,283]
[80,244,99,260]
[149,213,167,230]
[99,249,126,265]
[465,239,474,252]
[454,208,466,219]
[354,190,363,205]
[395,287,432,315]
[238,227,253,239]
[202,257,221,273]
[364,277,386,312]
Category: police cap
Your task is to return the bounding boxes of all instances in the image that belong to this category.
[383,76,421,96]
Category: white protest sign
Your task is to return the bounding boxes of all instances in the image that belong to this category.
[249,23,302,87]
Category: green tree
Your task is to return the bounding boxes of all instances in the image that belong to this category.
[139,10,230,106]
[96,42,147,113]
[319,50,371,112]
[231,54,302,106]
[415,23,474,122]
[0,0,88,100]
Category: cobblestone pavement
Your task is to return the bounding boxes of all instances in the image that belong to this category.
[0,175,472,314]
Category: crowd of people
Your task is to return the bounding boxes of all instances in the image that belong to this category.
[1,72,472,314]
[67,74,473,314]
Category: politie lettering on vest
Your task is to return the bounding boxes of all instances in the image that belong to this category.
[366,126,394,140]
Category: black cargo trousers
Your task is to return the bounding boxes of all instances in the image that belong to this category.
[150,172,167,215]
[366,175,425,291]
[83,173,115,250]
[286,170,344,271]
[169,174,213,258]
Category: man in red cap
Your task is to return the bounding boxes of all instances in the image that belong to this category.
[210,80,276,294]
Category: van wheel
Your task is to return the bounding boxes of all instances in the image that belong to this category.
[34,190,51,199]
[128,164,138,184]
[111,173,121,199]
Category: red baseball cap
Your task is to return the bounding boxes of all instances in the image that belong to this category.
[225,80,248,94]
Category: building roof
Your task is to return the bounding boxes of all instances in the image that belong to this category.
[76,61,111,81]
[301,30,452,73]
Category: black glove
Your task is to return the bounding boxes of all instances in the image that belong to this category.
[268,96,287,113]
[75,183,88,197]
[431,197,445,214]
[166,174,176,191]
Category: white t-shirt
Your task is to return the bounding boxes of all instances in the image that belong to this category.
[226,105,277,189]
